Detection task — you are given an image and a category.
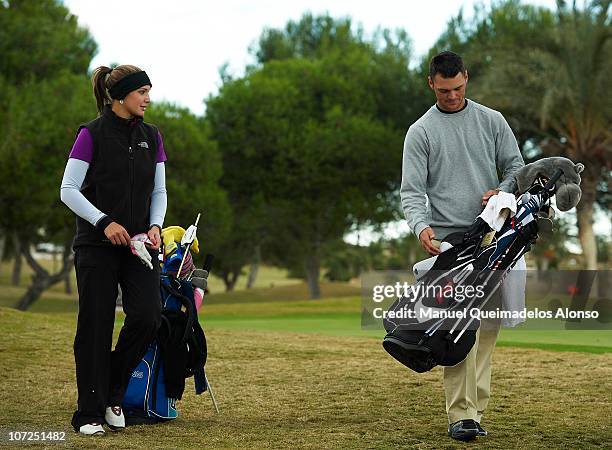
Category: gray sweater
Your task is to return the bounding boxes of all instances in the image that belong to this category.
[400,99,524,240]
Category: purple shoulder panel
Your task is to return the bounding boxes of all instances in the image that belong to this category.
[68,128,94,163]
[157,130,168,163]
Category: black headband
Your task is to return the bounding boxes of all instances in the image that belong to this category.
[108,71,152,100]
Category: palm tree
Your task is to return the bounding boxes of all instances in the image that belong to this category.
[471,0,611,269]
[540,1,610,269]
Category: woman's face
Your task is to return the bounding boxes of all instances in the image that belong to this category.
[123,85,151,117]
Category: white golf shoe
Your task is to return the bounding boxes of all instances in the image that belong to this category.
[105,406,125,431]
[78,423,105,436]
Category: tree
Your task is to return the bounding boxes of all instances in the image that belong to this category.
[1,73,96,310]
[254,13,361,63]
[429,0,611,269]
[253,13,423,131]
[143,103,231,269]
[208,14,423,297]
[0,1,99,308]
[383,234,423,270]
[209,59,402,298]
[529,215,575,270]
[210,199,268,291]
[0,0,96,85]
[0,0,99,309]
[323,240,370,282]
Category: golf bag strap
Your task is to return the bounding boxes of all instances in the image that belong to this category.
[151,347,162,410]
[163,280,196,345]
[158,315,172,344]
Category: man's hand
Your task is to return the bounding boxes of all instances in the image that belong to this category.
[482,189,501,206]
[104,222,131,246]
[419,227,440,256]
[147,225,161,250]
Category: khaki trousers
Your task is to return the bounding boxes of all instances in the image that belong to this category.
[443,318,501,424]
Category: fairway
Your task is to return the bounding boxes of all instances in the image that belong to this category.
[2,281,611,352]
[199,295,612,353]
[0,306,610,449]
[1,277,610,448]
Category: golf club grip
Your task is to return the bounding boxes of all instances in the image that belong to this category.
[203,254,214,272]
[543,168,563,190]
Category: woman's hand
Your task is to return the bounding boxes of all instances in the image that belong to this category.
[147,225,161,250]
[104,222,131,246]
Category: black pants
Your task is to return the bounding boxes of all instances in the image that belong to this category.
[71,245,161,429]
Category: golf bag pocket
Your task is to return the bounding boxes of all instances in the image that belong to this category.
[122,343,178,424]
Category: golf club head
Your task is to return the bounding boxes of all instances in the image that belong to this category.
[191,276,208,290]
[192,269,209,279]
[181,224,198,246]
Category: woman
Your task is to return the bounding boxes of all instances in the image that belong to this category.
[60,65,167,435]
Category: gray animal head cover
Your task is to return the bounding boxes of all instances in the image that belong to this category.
[515,156,584,211]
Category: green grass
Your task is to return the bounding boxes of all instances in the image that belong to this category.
[2,277,610,354]
[199,299,612,353]
[206,264,303,292]
[487,328,608,352]
[0,260,610,448]
[0,306,610,449]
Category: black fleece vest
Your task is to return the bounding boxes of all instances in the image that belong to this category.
[73,106,159,248]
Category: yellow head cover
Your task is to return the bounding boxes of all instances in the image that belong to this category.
[161,226,200,256]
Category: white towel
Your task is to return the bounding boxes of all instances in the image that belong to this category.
[500,256,527,327]
[478,192,517,231]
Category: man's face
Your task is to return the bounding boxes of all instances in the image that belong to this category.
[428,71,468,112]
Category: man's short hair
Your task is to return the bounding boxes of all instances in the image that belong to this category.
[429,51,466,79]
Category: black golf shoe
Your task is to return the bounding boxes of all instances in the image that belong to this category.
[476,421,488,436]
[448,419,479,441]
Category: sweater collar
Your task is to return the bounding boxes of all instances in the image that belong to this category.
[435,99,469,115]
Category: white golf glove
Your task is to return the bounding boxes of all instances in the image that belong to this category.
[130,233,154,270]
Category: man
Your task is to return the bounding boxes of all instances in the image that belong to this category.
[400,51,524,441]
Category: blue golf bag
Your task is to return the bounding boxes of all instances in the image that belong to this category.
[122,339,179,422]
[122,247,209,424]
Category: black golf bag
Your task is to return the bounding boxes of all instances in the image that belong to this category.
[382,168,565,373]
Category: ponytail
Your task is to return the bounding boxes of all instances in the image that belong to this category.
[91,64,144,115]
[91,66,113,115]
